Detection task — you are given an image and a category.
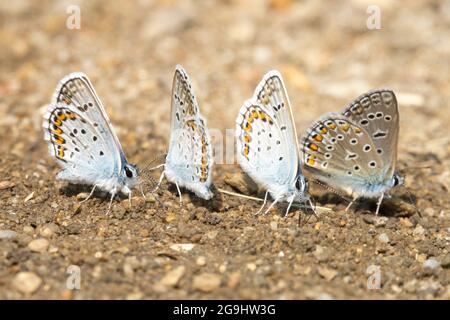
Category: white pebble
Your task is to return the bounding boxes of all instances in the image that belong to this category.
[12,272,42,294]
[378,233,390,243]
[0,230,17,239]
[423,258,440,269]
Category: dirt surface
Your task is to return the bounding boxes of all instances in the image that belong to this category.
[0,0,449,299]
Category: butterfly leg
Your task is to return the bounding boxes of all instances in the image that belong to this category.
[375,193,384,216]
[151,169,166,193]
[255,190,270,215]
[139,184,146,199]
[263,196,280,215]
[345,195,358,212]
[284,194,296,218]
[106,192,115,215]
[308,197,319,218]
[175,182,183,206]
[128,191,132,207]
[80,185,97,204]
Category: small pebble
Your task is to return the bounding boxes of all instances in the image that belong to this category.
[227,272,241,289]
[270,221,278,231]
[170,243,195,252]
[317,267,338,281]
[399,218,413,228]
[0,181,15,190]
[160,266,186,287]
[378,233,390,243]
[192,273,221,293]
[196,256,206,266]
[39,224,59,238]
[0,229,17,239]
[440,255,450,269]
[23,226,34,235]
[28,238,49,253]
[12,272,42,294]
[246,263,257,271]
[76,192,89,201]
[423,258,440,270]
[126,291,143,300]
[313,245,329,262]
[24,191,34,202]
[413,225,426,237]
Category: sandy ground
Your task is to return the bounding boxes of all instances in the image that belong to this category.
[0,0,449,299]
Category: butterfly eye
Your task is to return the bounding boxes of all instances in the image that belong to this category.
[125,166,133,178]
[393,175,399,186]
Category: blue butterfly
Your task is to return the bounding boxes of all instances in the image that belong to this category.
[150,65,214,202]
[301,89,403,215]
[236,70,311,216]
[43,72,140,213]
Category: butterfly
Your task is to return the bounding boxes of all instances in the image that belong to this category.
[43,72,140,213]
[235,70,311,216]
[300,89,403,215]
[150,65,214,202]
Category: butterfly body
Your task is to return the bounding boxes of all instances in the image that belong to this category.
[301,89,403,214]
[43,72,139,210]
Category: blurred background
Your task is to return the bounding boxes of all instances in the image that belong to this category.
[1,0,449,160]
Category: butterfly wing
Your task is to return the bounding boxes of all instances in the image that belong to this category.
[43,103,117,185]
[301,113,386,196]
[165,65,213,199]
[43,73,125,186]
[341,89,399,178]
[236,99,298,196]
[250,71,301,186]
[52,72,126,172]
[253,70,300,169]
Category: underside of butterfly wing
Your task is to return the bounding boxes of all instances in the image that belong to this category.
[341,89,399,178]
[236,100,300,200]
[301,113,393,198]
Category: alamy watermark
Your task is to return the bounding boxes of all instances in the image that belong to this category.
[66,5,81,30]
[66,265,81,290]
[366,265,381,289]
[366,5,381,30]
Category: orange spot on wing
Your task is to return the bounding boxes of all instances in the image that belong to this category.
[308,143,319,152]
[340,123,350,132]
[259,112,267,122]
[66,112,76,120]
[327,122,337,130]
[353,127,362,134]
[54,136,65,145]
[52,127,63,135]
[306,157,315,166]
[243,145,250,158]
[313,134,323,142]
[319,126,328,134]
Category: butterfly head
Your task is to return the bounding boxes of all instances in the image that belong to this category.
[392,172,404,188]
[293,175,309,201]
[122,163,140,188]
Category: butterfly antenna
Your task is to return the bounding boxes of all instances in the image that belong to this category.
[137,162,167,209]
[140,153,168,177]
[311,179,352,203]
[219,188,332,215]
[217,188,264,202]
